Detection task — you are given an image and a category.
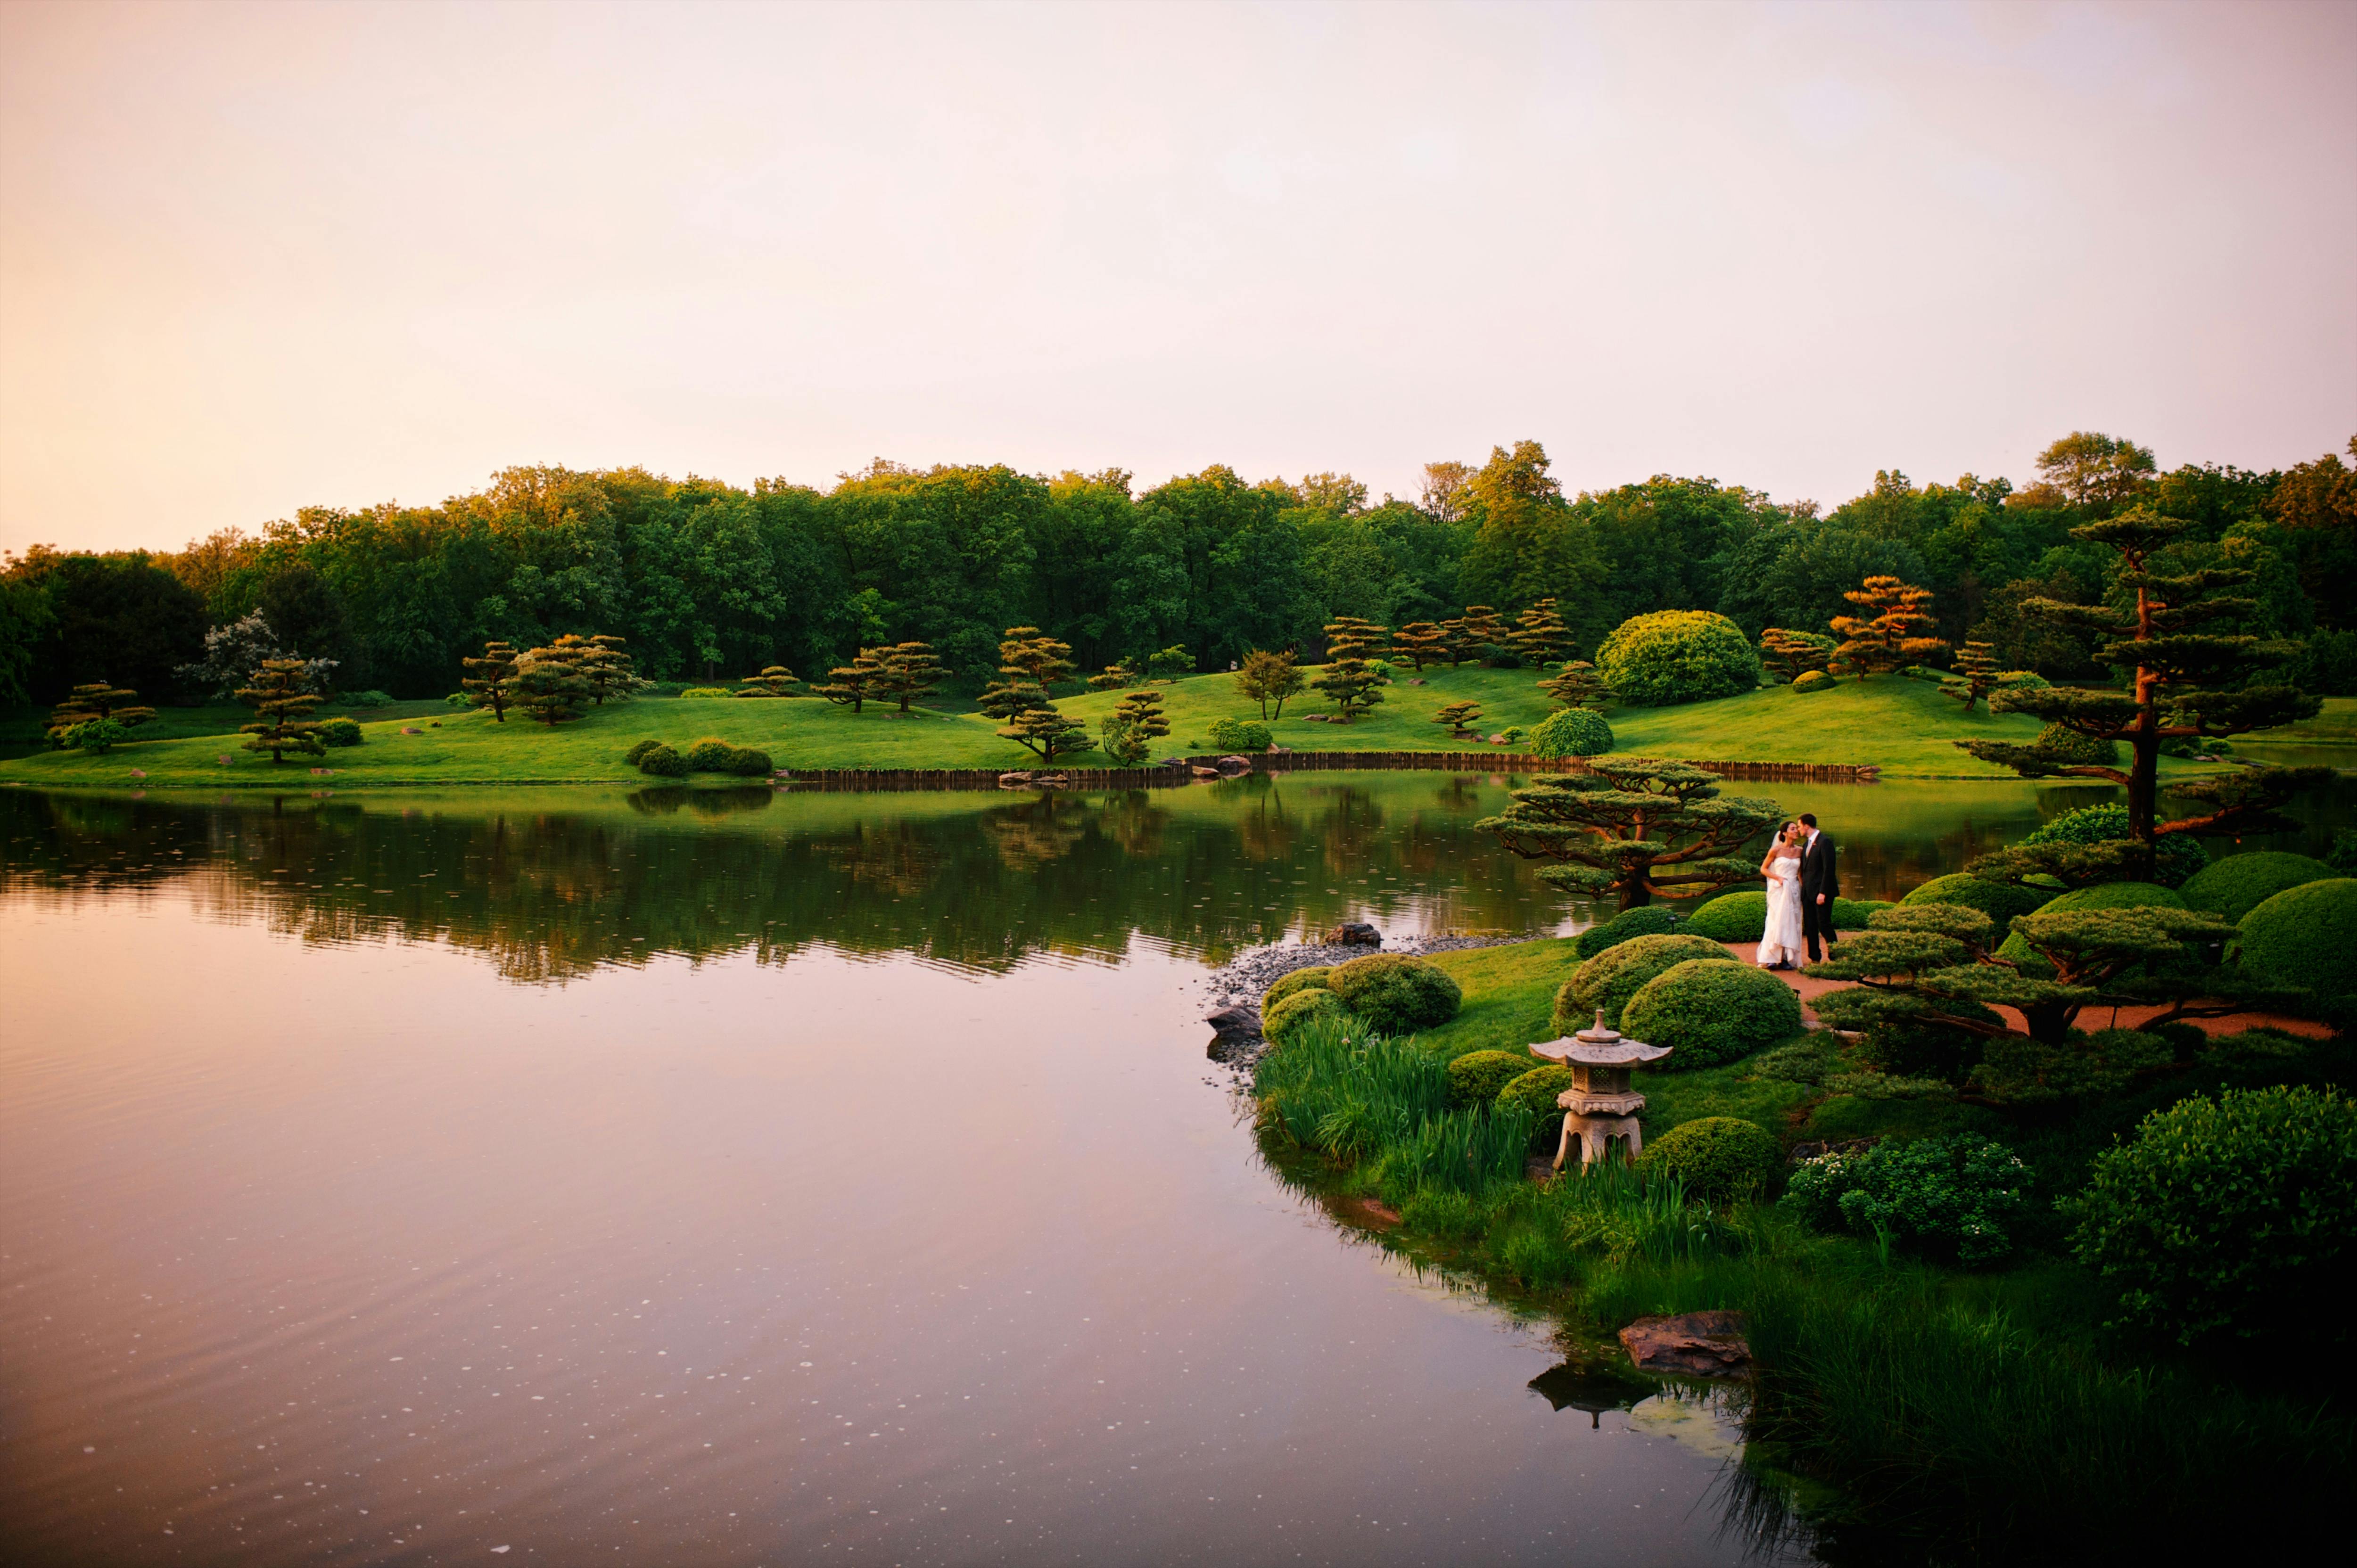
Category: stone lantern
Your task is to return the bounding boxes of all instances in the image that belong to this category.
[1526,1009,1672,1173]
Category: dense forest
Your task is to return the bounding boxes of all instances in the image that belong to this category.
[2,431,2350,707]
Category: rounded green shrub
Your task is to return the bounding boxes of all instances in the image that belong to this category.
[1995,881,2184,969]
[1530,707,1613,758]
[1638,1116,1780,1205]
[1263,966,1333,1008]
[1328,953,1462,1033]
[2033,722,2120,766]
[1560,933,1726,1028]
[1830,897,1894,929]
[678,686,733,699]
[2235,878,2357,1006]
[1790,669,1836,693]
[1206,717,1273,751]
[1620,958,1804,1068]
[59,718,130,754]
[1498,1066,1574,1148]
[1899,873,2055,928]
[1446,1050,1540,1108]
[319,716,363,747]
[726,746,774,776]
[2069,1085,2357,1342]
[1573,904,1679,959]
[1785,1135,2033,1266]
[1595,610,1762,706]
[624,737,664,766]
[1265,987,1350,1041]
[685,738,736,772]
[2019,803,2209,887]
[1681,891,1766,943]
[2178,852,2336,925]
[340,689,396,707]
[636,743,687,777]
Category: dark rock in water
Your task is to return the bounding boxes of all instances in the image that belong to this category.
[1618,1311,1749,1376]
[1321,922,1380,948]
[1204,1002,1262,1036]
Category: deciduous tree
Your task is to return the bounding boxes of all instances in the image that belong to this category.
[1235,648,1303,718]
[1147,644,1193,681]
[1478,758,1781,911]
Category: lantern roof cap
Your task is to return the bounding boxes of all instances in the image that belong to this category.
[1527,1009,1673,1066]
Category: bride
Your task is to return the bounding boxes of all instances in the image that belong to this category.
[1757,821,1807,971]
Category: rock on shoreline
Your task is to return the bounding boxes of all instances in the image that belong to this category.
[1197,928,1541,1066]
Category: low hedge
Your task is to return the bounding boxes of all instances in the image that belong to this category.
[1263,966,1333,1008]
[1530,706,1613,759]
[624,738,664,766]
[1996,881,2184,969]
[725,746,774,777]
[1206,717,1273,751]
[636,743,687,777]
[1265,988,1350,1041]
[1638,1116,1780,1205]
[1446,1050,1540,1108]
[678,686,733,699]
[1560,933,1727,1029]
[1681,891,1766,943]
[1900,873,2055,929]
[1498,1066,1575,1148]
[1572,905,1680,959]
[319,716,363,747]
[1619,958,1803,1068]
[1327,954,1461,1033]
[2235,878,2357,1007]
[2178,852,2337,925]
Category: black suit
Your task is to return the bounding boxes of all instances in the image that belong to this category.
[1800,831,1840,961]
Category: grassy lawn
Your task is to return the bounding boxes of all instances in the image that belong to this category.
[0,666,2266,791]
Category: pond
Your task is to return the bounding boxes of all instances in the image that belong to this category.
[1,770,2345,1566]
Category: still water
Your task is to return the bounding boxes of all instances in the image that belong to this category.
[0,772,2333,1566]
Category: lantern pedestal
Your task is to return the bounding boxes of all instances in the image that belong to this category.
[1526,1010,1673,1173]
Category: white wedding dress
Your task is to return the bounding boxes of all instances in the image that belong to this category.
[1758,853,1806,969]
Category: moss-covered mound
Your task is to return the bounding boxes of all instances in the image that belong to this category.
[1900,873,2055,928]
[2236,878,2357,1007]
[1682,890,1766,943]
[1572,904,1680,959]
[1831,897,1895,929]
[2179,852,2337,925]
[1620,958,1804,1068]
[1498,1065,1575,1148]
[1327,953,1462,1033]
[1265,987,1350,1040]
[1595,610,1762,706]
[1560,933,1726,1028]
[1446,1049,1541,1108]
[1638,1115,1780,1204]
[1264,966,1333,1008]
[1995,881,2185,970]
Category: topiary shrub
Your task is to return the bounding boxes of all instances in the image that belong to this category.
[1446,1050,1541,1108]
[1498,1066,1574,1149]
[2068,1085,2357,1342]
[1206,717,1273,751]
[2018,803,2209,887]
[2178,852,2336,925]
[1790,669,1836,694]
[1328,953,1462,1033]
[1573,904,1680,959]
[1560,933,1725,1028]
[1994,881,2185,970]
[685,737,736,772]
[1620,958,1804,1068]
[1784,1135,2033,1266]
[1594,610,1763,706]
[624,738,664,766]
[725,746,774,776]
[319,716,363,747]
[1830,897,1894,929]
[1265,987,1351,1041]
[1899,873,2055,929]
[59,718,130,754]
[1637,1116,1780,1206]
[1681,890,1766,943]
[637,743,687,777]
[1264,966,1333,1008]
[678,686,733,699]
[2033,722,2120,766]
[1530,706,1613,759]
[2234,878,2357,1008]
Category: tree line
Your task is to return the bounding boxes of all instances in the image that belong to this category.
[1,431,2349,707]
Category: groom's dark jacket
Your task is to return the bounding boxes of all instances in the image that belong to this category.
[1800,831,1839,911]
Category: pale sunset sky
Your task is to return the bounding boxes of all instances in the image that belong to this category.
[2,0,2352,555]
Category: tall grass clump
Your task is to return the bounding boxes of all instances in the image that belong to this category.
[1254,1015,1451,1156]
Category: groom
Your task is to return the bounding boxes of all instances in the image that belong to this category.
[1798,812,1839,963]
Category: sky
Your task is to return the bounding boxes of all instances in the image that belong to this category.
[1,0,2353,555]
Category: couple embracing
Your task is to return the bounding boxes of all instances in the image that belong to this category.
[1756,813,1838,972]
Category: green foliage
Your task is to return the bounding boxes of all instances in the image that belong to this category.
[511,643,593,725]
[1830,575,1946,678]
[1205,717,1271,751]
[237,658,326,762]
[319,716,363,747]
[60,717,130,754]
[1528,706,1612,758]
[2234,878,2357,1006]
[678,686,733,699]
[339,689,396,707]
[636,743,686,777]
[1681,890,1765,942]
[1561,933,1725,1028]
[1784,1135,2033,1265]
[1478,757,1780,912]
[1265,987,1351,1041]
[1619,958,1804,1067]
[1636,1115,1780,1205]
[1594,610,1761,706]
[1899,873,2054,928]
[2033,721,2119,766]
[1432,699,1483,738]
[623,738,663,766]
[1327,953,1462,1033]
[1262,966,1332,1007]
[1445,1050,1540,1108]
[1571,904,1679,959]
[1497,1065,1574,1146]
[1969,1026,2172,1105]
[1311,616,1390,721]
[725,746,773,777]
[462,640,519,721]
[1994,881,2184,969]
[2068,1085,2357,1342]
[1789,668,1836,693]
[1759,626,1836,684]
[1254,1015,1530,1196]
[2177,851,2336,924]
[684,738,736,772]
[1535,659,1614,710]
[998,703,1094,762]
[1232,649,1303,719]
[2017,802,2209,888]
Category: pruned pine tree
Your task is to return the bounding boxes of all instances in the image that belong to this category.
[462,640,519,722]
[877,642,947,712]
[997,627,1077,688]
[736,665,800,697]
[1830,575,1946,679]
[1434,700,1483,738]
[1086,658,1141,692]
[1759,627,1836,684]
[1454,606,1507,657]
[1313,617,1390,722]
[237,659,326,762]
[1508,598,1574,665]
[46,682,156,745]
[816,648,887,713]
[1537,661,1614,710]
[1100,690,1171,763]
[1391,622,1449,671]
[511,642,592,724]
[1000,704,1093,762]
[1234,649,1303,717]
[1147,645,1193,681]
[1955,505,2326,863]
[976,677,1053,721]
[1477,757,1782,912]
[1940,640,2003,712]
[581,635,639,704]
